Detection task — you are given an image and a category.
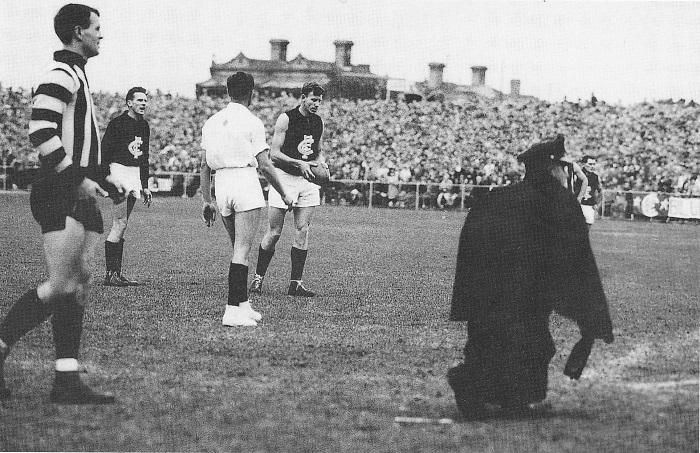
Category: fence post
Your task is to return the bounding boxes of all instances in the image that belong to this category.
[600,189,606,219]
[1,158,6,191]
[368,181,373,209]
[415,183,421,210]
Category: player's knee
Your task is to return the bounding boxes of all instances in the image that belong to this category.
[295,223,310,238]
[79,268,93,286]
[267,229,283,243]
[111,219,128,235]
[46,278,82,301]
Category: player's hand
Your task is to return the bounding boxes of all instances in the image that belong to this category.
[298,161,318,180]
[202,202,217,227]
[142,189,153,207]
[282,194,295,212]
[80,177,109,199]
[105,174,127,202]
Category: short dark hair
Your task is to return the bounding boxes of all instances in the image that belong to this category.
[582,155,596,163]
[301,82,325,97]
[54,4,99,45]
[226,72,255,99]
[126,87,147,103]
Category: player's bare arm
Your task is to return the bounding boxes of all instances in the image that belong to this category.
[199,150,217,226]
[256,149,294,209]
[269,113,318,179]
[572,162,588,203]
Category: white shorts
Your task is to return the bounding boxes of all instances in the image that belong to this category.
[581,204,596,224]
[214,167,265,216]
[267,169,320,209]
[109,163,142,199]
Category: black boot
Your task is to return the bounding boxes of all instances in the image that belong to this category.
[447,365,487,420]
[104,241,127,287]
[50,371,115,404]
[115,239,138,286]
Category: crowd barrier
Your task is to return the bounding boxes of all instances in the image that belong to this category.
[3,168,699,221]
[148,172,700,221]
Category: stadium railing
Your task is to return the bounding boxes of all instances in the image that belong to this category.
[3,168,699,221]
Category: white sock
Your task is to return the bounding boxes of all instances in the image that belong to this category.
[239,301,252,310]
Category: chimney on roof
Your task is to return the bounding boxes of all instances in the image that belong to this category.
[510,79,521,96]
[334,40,353,67]
[270,39,289,62]
[429,62,445,89]
[471,66,487,86]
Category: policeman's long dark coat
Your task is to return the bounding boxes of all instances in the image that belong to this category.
[451,180,613,341]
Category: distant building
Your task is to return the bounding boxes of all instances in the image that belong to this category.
[196,39,387,100]
[414,63,532,102]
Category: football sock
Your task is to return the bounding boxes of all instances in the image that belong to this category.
[105,240,119,273]
[116,239,125,274]
[51,296,84,360]
[290,247,308,281]
[227,263,248,306]
[255,245,275,277]
[0,289,50,347]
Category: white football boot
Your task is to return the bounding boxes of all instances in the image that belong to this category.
[238,301,262,321]
[222,305,257,327]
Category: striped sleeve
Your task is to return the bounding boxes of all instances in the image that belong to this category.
[28,68,77,173]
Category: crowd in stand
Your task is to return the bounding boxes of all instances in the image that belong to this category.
[2,84,699,197]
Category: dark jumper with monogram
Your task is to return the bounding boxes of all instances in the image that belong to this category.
[102,111,150,190]
[276,106,323,176]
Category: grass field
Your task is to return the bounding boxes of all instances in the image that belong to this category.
[0,192,697,453]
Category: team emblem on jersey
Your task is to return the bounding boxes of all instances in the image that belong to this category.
[297,135,314,160]
[129,136,143,158]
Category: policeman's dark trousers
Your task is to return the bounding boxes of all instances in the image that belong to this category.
[452,315,556,408]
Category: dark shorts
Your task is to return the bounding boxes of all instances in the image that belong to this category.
[30,177,104,234]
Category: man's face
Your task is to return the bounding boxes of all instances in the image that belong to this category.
[584,159,597,172]
[302,93,322,114]
[128,92,147,116]
[79,12,102,58]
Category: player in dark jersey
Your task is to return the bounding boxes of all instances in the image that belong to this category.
[250,82,328,297]
[102,87,152,286]
[0,4,119,404]
[575,155,603,229]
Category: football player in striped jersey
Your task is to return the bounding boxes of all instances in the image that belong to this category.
[0,4,119,404]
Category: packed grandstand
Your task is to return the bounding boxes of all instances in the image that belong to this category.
[1,85,699,198]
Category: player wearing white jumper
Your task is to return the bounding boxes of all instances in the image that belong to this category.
[200,72,293,327]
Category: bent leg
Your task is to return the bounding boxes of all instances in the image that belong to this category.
[260,207,287,251]
[106,197,133,243]
[255,207,287,279]
[291,206,314,250]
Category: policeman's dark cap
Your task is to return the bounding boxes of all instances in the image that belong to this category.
[227,72,255,98]
[517,134,567,164]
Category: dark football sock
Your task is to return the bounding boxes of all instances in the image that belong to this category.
[290,247,308,281]
[105,241,119,273]
[51,296,85,360]
[255,245,275,277]
[0,289,50,347]
[227,263,249,306]
[116,239,125,274]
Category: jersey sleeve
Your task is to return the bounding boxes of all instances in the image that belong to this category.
[140,123,150,189]
[28,67,79,182]
[252,119,270,156]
